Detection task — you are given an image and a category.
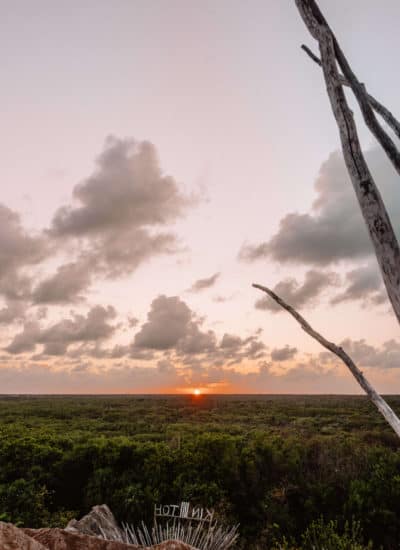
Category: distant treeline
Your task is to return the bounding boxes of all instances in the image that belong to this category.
[0,394,399,549]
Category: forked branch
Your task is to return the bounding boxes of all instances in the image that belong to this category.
[301,44,400,140]
[253,283,400,439]
[295,0,400,326]
[296,0,400,177]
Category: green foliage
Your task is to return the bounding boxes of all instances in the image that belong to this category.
[271,519,373,550]
[0,479,50,526]
[0,395,399,548]
[301,519,372,550]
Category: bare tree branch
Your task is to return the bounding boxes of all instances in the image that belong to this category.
[301,44,400,140]
[297,0,400,177]
[253,283,400,438]
[295,0,400,326]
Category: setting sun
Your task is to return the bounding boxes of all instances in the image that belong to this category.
[193,389,201,396]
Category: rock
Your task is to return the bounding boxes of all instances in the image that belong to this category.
[23,528,138,550]
[65,504,120,540]
[63,505,196,549]
[25,528,195,549]
[6,504,197,550]
[0,521,47,550]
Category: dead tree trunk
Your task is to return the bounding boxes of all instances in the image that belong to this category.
[295,0,400,325]
[252,0,400,439]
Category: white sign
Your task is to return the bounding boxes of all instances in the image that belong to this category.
[154,502,214,523]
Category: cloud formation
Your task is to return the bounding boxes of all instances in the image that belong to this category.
[255,269,338,312]
[49,137,192,280]
[6,305,116,355]
[0,136,196,320]
[331,264,386,307]
[271,345,298,361]
[131,295,266,372]
[0,205,47,281]
[32,261,92,304]
[340,338,400,370]
[0,204,51,326]
[0,301,26,325]
[189,272,220,292]
[134,295,216,353]
[0,204,49,314]
[240,148,400,266]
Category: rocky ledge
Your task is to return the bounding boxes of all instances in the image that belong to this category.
[0,505,196,550]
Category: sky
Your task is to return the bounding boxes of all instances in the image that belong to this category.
[1,0,400,394]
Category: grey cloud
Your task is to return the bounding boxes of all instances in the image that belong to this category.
[0,204,48,279]
[189,272,220,292]
[1,136,194,311]
[255,269,338,312]
[4,287,267,367]
[92,228,178,279]
[240,148,400,266]
[134,295,192,350]
[218,333,266,361]
[42,341,69,356]
[51,138,189,237]
[242,337,266,360]
[0,272,31,303]
[32,261,92,304]
[49,137,193,282]
[0,301,26,325]
[220,333,243,350]
[0,204,48,309]
[5,305,116,356]
[41,305,116,344]
[178,324,217,354]
[340,338,400,369]
[182,332,266,371]
[62,340,156,361]
[133,295,216,353]
[0,136,196,313]
[331,264,386,307]
[5,322,42,354]
[133,295,265,366]
[271,345,298,361]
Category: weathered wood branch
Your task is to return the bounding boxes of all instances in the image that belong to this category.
[253,283,400,439]
[301,44,400,140]
[297,0,400,177]
[295,0,400,326]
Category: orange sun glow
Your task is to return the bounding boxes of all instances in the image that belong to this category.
[193,388,201,396]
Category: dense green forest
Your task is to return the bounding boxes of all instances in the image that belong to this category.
[1,394,400,549]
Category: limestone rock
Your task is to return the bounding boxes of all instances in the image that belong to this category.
[0,521,47,550]
[25,528,195,549]
[65,504,120,539]
[63,504,196,549]
[24,528,138,549]
[12,504,198,549]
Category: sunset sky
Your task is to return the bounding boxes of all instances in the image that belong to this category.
[1,0,400,393]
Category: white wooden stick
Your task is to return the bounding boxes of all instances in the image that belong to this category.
[253,283,400,439]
